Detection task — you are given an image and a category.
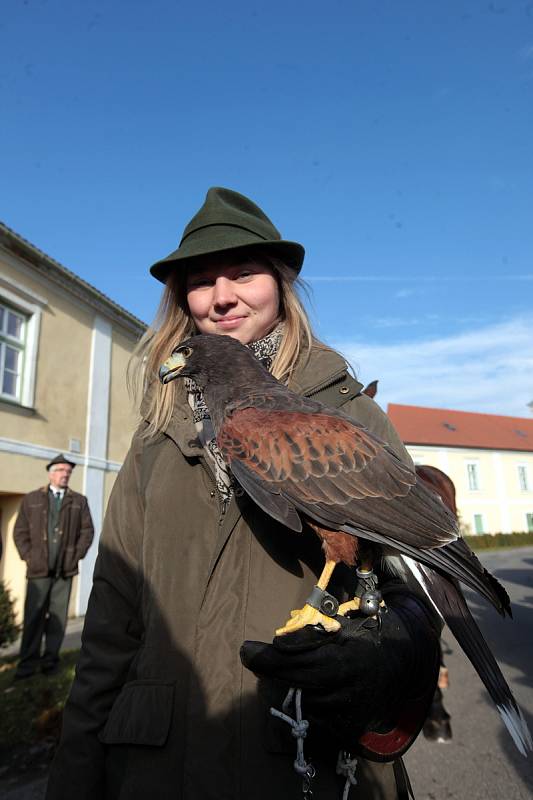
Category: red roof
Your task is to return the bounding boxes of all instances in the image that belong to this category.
[387,404,533,452]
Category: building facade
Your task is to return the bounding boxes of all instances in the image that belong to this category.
[388,404,533,536]
[0,222,146,620]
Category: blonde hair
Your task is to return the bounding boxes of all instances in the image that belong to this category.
[129,250,325,438]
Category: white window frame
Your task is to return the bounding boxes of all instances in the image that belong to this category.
[0,274,46,408]
[0,304,26,401]
[473,513,485,534]
[466,461,480,492]
[517,464,530,492]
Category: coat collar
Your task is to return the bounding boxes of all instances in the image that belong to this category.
[288,345,352,396]
[141,380,202,457]
[38,486,74,507]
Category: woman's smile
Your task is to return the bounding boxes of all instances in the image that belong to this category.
[213,314,248,328]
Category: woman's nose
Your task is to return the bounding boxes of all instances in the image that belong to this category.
[213,277,237,306]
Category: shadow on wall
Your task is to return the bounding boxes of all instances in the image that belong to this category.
[0,494,26,623]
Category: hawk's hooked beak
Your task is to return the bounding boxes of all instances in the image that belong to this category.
[159,351,187,384]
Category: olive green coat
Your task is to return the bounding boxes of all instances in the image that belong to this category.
[47,347,413,800]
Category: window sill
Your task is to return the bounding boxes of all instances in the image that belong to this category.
[0,396,36,414]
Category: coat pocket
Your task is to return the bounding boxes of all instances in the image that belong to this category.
[99,680,175,746]
[62,545,77,574]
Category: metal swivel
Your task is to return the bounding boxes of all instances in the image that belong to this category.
[359,590,382,617]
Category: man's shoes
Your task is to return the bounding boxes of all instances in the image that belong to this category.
[41,663,61,676]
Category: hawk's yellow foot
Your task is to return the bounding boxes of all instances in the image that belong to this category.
[338,597,361,616]
[337,596,386,617]
[275,603,341,636]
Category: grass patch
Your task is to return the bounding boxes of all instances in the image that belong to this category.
[463,531,533,551]
[0,650,79,747]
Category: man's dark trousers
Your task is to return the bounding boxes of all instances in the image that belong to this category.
[17,576,72,677]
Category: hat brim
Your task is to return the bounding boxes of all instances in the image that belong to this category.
[150,239,305,283]
[46,458,76,471]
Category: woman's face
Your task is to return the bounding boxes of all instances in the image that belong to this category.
[186,258,280,345]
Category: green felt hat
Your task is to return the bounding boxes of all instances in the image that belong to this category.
[150,187,305,283]
[46,453,76,471]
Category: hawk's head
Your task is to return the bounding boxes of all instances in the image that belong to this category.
[159,333,264,392]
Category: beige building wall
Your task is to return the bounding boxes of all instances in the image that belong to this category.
[107,328,139,464]
[499,451,533,533]
[103,470,119,514]
[0,256,93,450]
[0,451,85,496]
[407,445,533,534]
[0,227,145,617]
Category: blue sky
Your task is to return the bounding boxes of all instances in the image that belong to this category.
[1,0,532,415]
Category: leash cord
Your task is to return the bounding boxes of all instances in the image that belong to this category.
[270,689,359,800]
[271,688,315,797]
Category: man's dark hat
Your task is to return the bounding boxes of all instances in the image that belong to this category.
[150,187,305,283]
[46,453,76,471]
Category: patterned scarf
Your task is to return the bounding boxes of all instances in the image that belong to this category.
[185,324,284,504]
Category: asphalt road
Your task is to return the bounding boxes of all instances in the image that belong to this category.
[405,546,533,800]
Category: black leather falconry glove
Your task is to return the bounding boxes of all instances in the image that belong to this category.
[241,588,441,762]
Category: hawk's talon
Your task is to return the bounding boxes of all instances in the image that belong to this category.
[276,603,341,636]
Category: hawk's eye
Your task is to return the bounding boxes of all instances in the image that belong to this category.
[181,346,192,358]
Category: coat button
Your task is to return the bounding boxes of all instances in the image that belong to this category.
[209,490,216,498]
[235,488,244,497]
[339,386,350,394]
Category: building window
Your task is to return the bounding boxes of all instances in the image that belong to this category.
[467,462,480,491]
[527,513,533,533]
[518,465,530,492]
[0,276,45,408]
[0,302,26,401]
[473,514,485,534]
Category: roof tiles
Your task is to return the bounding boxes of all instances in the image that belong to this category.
[387,404,533,453]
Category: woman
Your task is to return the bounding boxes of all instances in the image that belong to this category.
[46,188,440,800]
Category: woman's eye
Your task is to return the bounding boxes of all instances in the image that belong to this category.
[236,270,253,280]
[189,278,212,289]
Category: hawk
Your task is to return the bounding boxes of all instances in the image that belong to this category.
[159,334,531,755]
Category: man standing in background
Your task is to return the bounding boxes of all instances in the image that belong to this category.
[13,454,94,680]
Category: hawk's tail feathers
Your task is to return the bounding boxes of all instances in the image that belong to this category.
[415,563,532,757]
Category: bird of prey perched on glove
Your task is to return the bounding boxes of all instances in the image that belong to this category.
[159,333,532,756]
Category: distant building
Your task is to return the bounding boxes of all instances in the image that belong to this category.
[0,222,146,620]
[388,404,533,535]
